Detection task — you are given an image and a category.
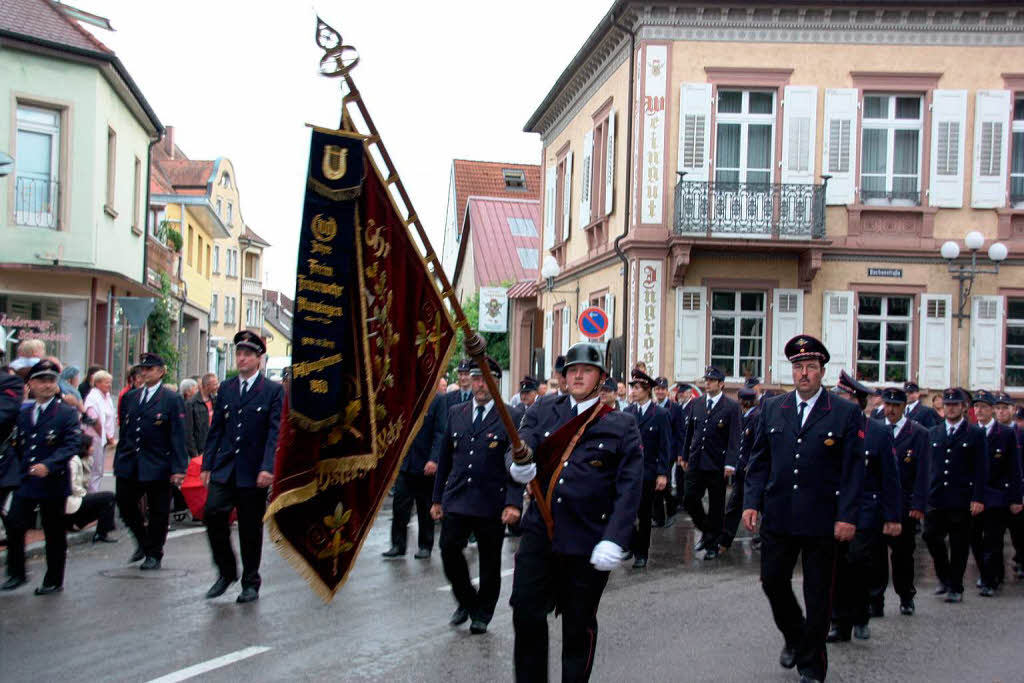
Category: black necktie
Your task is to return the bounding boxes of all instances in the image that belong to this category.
[141,389,149,406]
[708,398,713,412]
[463,391,469,403]
[570,404,579,418]
[890,423,898,437]
[798,401,808,427]
[240,380,248,398]
[34,404,43,425]
[473,405,484,430]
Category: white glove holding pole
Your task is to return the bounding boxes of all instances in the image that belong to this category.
[589,540,625,571]
[510,462,537,484]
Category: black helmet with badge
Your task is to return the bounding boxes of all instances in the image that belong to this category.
[234,330,266,355]
[601,377,618,393]
[995,391,1014,406]
[467,356,502,379]
[737,387,757,401]
[563,342,606,374]
[654,376,669,389]
[836,370,872,400]
[27,359,60,380]
[744,376,761,388]
[942,387,966,404]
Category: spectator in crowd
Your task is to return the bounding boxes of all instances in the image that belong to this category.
[59,366,82,404]
[180,378,198,402]
[536,381,548,397]
[65,437,117,543]
[617,381,629,408]
[9,339,45,372]
[82,370,116,493]
[117,365,143,422]
[185,373,218,461]
[437,377,448,394]
[933,393,945,419]
[78,365,102,402]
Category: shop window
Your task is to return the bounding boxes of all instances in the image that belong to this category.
[714,90,775,187]
[710,290,765,379]
[1006,298,1024,388]
[856,294,912,382]
[14,105,61,228]
[861,94,923,205]
[1011,96,1024,208]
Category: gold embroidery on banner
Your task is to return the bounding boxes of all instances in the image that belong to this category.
[292,353,343,379]
[297,275,344,298]
[312,213,338,242]
[415,311,443,359]
[322,145,348,180]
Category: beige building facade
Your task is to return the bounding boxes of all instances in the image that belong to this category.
[527,1,1024,395]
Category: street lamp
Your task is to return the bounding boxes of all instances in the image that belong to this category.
[941,231,1008,328]
[541,256,560,292]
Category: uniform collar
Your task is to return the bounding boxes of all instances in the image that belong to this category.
[743,406,756,418]
[887,415,907,436]
[34,397,55,414]
[473,398,495,421]
[906,399,919,412]
[570,396,600,414]
[795,386,823,411]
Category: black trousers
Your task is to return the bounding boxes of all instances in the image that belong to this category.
[67,492,116,534]
[1009,509,1024,567]
[510,530,610,683]
[632,479,656,558]
[718,470,745,549]
[5,495,67,587]
[665,462,682,517]
[833,528,883,630]
[390,470,435,552]
[873,516,918,606]
[759,529,836,682]
[683,468,726,543]
[116,477,171,560]
[205,479,268,589]
[923,507,972,593]
[969,507,1011,589]
[439,511,505,621]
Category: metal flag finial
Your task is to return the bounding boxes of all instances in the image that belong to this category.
[315,16,359,77]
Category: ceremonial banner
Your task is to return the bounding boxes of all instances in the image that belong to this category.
[477,286,508,333]
[267,127,456,600]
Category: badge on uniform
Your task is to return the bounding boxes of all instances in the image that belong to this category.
[904,455,912,463]
[154,412,164,426]
[588,459,604,468]
[45,429,56,445]
[717,420,725,428]
[995,449,1003,459]
[824,431,835,447]
[489,441,499,449]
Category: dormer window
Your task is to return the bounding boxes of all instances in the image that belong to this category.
[221,172,232,189]
[503,169,526,190]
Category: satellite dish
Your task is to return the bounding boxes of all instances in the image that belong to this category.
[0,152,13,178]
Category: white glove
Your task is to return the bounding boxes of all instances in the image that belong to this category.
[589,540,625,572]
[510,462,537,484]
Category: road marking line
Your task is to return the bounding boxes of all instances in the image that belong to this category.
[145,646,271,683]
[167,527,206,540]
[436,568,514,591]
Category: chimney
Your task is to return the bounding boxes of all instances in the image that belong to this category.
[164,125,175,158]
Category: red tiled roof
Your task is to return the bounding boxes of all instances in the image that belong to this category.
[0,0,113,55]
[263,288,294,310]
[156,159,214,190]
[466,197,541,288]
[453,160,540,237]
[506,280,539,299]
[243,226,270,247]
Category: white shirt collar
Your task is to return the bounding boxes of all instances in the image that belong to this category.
[570,395,600,414]
[981,419,995,435]
[636,399,652,415]
[144,381,162,399]
[946,418,965,434]
[473,398,495,421]
[887,415,907,436]
[34,397,55,415]
[906,400,919,412]
[743,406,757,418]
[795,387,823,425]
[706,392,722,409]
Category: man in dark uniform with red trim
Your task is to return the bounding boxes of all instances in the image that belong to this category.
[625,369,671,568]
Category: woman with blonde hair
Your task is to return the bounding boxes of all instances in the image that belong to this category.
[83,370,116,493]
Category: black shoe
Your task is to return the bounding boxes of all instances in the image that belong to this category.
[704,548,719,561]
[33,584,62,596]
[92,532,118,544]
[129,546,145,563]
[979,585,995,597]
[825,626,850,643]
[621,551,634,562]
[976,577,984,589]
[853,624,870,640]
[139,557,161,570]
[779,646,797,669]
[944,591,963,603]
[205,576,237,599]
[414,548,431,560]
[663,515,676,528]
[1015,565,1024,580]
[236,587,259,603]
[933,584,949,595]
[694,536,707,552]
[1,576,27,591]
[469,619,488,634]
[900,600,915,616]
[381,547,405,559]
[869,602,884,618]
[450,607,470,626]
[750,536,762,551]
[632,556,648,569]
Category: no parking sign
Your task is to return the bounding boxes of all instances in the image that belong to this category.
[577,307,608,339]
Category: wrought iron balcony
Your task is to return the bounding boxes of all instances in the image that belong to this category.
[14,176,60,228]
[674,179,826,239]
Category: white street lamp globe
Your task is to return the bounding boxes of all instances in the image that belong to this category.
[989,242,1009,262]
[964,231,985,251]
[940,241,961,260]
[541,257,560,280]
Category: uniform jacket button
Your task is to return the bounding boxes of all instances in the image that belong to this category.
[468,464,472,469]
[469,450,473,455]
[235,449,240,454]
[556,497,562,503]
[558,478,564,485]
[793,484,798,490]
[467,477,472,483]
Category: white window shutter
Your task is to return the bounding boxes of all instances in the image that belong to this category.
[969,295,1004,389]
[561,304,572,354]
[603,293,615,343]
[929,90,967,208]
[971,90,1011,208]
[543,165,556,250]
[821,290,855,385]
[918,294,952,390]
[561,151,573,241]
[676,83,712,182]
[781,86,818,185]
[580,130,594,228]
[543,311,553,379]
[771,289,804,384]
[674,286,707,380]
[605,108,616,216]
[822,88,859,205]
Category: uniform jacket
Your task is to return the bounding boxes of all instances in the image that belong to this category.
[625,402,672,481]
[891,419,930,516]
[678,399,695,459]
[445,388,473,412]
[657,398,687,460]
[870,406,885,421]
[736,406,761,472]
[114,385,187,482]
[684,393,742,471]
[0,373,25,489]
[744,390,866,537]
[905,402,942,430]
[184,392,214,458]
[858,416,901,530]
[13,398,79,499]
[433,400,524,518]
[514,393,643,555]
[401,394,447,474]
[917,420,988,511]
[980,421,1023,509]
[203,374,283,487]
[509,402,528,430]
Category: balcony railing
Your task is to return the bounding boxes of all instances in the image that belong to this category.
[242,277,262,297]
[858,188,923,207]
[14,176,60,228]
[674,180,826,239]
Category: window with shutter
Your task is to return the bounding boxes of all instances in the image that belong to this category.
[787,118,810,172]
[682,115,706,169]
[970,295,1004,389]
[935,122,959,176]
[1013,97,1024,207]
[1006,298,1024,388]
[828,120,851,173]
[979,122,1004,177]
[856,294,913,383]
[972,90,1011,208]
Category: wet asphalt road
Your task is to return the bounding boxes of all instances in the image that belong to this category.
[2,500,1024,683]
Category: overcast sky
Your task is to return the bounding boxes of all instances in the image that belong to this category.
[77,0,610,297]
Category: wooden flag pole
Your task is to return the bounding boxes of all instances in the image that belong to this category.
[315,17,532,465]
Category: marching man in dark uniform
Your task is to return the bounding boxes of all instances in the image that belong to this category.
[718,385,760,551]
[743,335,865,683]
[114,352,187,570]
[2,360,79,594]
[507,342,643,682]
[510,376,540,427]
[0,358,25,546]
[995,393,1024,580]
[654,376,685,525]
[903,381,942,429]
[430,357,523,634]
[201,331,283,602]
[828,372,901,643]
[917,388,987,603]
[682,365,742,560]
[447,358,475,410]
[873,386,930,616]
[624,369,671,568]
